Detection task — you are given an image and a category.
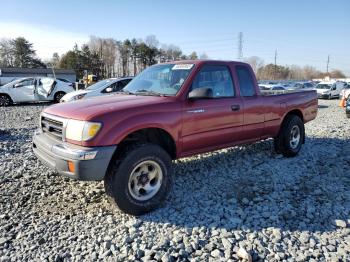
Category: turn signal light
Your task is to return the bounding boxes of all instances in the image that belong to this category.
[68,161,75,173]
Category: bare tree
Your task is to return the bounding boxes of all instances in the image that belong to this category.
[145,35,159,49]
[189,51,198,60]
[245,56,264,74]
[0,38,15,67]
[199,53,208,59]
[88,36,117,78]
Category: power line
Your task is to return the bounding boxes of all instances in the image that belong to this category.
[237,32,243,61]
[274,49,278,80]
[326,55,330,74]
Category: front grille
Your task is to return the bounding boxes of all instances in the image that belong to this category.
[41,116,63,140]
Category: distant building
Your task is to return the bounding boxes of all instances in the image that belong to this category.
[0,68,76,86]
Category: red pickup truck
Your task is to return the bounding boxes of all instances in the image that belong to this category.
[32,60,318,215]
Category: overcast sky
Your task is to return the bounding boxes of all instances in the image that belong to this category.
[0,0,349,75]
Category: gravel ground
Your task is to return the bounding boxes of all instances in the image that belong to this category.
[0,99,349,261]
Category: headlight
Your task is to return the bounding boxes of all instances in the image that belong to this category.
[73,93,87,100]
[65,119,102,141]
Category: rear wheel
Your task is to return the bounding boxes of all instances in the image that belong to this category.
[0,95,12,107]
[54,92,65,103]
[274,115,305,157]
[104,143,172,215]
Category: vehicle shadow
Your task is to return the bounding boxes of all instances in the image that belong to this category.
[8,101,53,107]
[140,137,350,233]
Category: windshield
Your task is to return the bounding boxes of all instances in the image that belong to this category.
[316,84,332,89]
[86,79,115,90]
[123,63,194,96]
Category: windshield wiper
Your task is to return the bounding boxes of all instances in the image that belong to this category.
[134,90,164,96]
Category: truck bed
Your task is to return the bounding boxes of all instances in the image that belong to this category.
[260,89,315,96]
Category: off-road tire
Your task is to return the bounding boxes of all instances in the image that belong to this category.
[104,143,172,216]
[274,115,305,157]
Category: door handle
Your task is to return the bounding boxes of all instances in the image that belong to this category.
[231,105,240,111]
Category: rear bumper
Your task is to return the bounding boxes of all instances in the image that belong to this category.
[32,130,116,181]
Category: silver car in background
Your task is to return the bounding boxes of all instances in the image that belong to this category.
[0,77,75,106]
[60,77,133,102]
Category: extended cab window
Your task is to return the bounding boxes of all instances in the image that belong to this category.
[236,66,256,97]
[191,65,235,98]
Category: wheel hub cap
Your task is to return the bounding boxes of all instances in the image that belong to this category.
[290,125,301,149]
[128,160,163,201]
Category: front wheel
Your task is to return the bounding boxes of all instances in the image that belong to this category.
[0,95,12,107]
[54,92,65,103]
[274,115,305,157]
[104,143,172,215]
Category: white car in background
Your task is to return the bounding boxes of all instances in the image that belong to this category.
[259,84,285,90]
[0,77,75,106]
[60,77,133,102]
[288,82,315,90]
[340,83,350,100]
[316,81,343,99]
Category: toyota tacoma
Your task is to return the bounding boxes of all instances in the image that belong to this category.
[32,60,318,215]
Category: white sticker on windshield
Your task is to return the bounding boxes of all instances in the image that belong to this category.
[172,64,194,70]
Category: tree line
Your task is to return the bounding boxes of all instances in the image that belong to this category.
[0,37,46,68]
[54,35,207,79]
[245,56,346,80]
[0,36,346,80]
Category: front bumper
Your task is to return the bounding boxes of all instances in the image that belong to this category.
[32,130,116,181]
[317,93,330,99]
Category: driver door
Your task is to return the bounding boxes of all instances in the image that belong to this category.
[36,78,55,100]
[12,78,36,102]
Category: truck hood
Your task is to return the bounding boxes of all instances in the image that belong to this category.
[44,94,170,120]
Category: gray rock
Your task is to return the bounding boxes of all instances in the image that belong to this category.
[237,247,252,262]
[334,219,347,228]
[221,238,232,250]
[103,240,112,250]
[210,249,223,258]
[299,232,309,244]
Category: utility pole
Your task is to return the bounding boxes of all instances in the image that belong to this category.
[237,32,243,61]
[274,49,278,80]
[326,55,330,74]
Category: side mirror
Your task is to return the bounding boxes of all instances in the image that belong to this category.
[14,83,21,88]
[105,87,113,93]
[331,86,336,90]
[188,87,213,100]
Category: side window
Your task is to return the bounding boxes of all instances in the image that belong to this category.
[236,66,256,97]
[115,81,124,91]
[17,78,34,87]
[120,79,132,87]
[191,65,235,98]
